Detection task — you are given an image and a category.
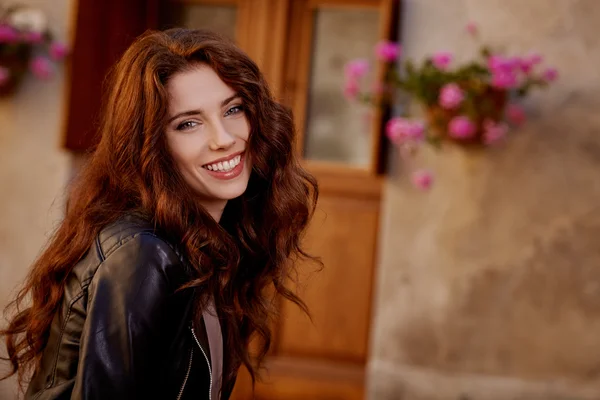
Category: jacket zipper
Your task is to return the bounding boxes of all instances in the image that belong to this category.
[191,327,213,400]
[176,347,194,400]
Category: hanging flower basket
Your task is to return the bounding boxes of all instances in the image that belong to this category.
[425,84,508,146]
[0,5,69,97]
[343,22,558,189]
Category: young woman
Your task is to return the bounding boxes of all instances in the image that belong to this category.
[1,28,318,400]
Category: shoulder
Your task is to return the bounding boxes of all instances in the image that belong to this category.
[90,213,191,291]
[96,212,160,258]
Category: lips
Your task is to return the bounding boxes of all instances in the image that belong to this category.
[201,151,244,172]
[201,151,246,180]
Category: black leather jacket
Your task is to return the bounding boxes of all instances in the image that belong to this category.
[26,214,234,400]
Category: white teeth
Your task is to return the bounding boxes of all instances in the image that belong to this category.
[204,155,242,172]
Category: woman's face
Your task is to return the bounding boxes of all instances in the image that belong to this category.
[165,64,252,219]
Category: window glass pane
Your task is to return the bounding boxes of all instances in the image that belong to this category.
[303,8,380,168]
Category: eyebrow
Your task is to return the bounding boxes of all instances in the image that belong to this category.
[167,93,241,124]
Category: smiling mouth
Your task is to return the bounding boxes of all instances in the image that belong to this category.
[202,152,243,172]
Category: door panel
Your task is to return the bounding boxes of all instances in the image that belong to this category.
[277,189,381,362]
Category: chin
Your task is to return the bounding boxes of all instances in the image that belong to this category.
[212,184,249,201]
[188,160,252,203]
[201,160,252,201]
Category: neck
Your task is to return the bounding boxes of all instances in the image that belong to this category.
[200,199,227,222]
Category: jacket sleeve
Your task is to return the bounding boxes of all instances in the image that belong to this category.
[71,233,187,400]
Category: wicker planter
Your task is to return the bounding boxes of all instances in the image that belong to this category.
[425,85,508,146]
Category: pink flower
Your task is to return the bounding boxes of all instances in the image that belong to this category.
[23,31,43,43]
[487,55,513,72]
[0,67,10,86]
[412,169,434,190]
[507,57,522,69]
[375,41,401,62]
[491,70,518,89]
[386,117,425,143]
[0,25,18,43]
[488,55,518,88]
[49,41,69,60]
[483,119,508,145]
[448,116,476,139]
[543,67,558,82]
[438,83,465,110]
[404,121,425,140]
[386,118,405,142]
[344,59,369,79]
[487,55,503,71]
[432,51,453,70]
[466,22,478,36]
[506,104,526,126]
[517,58,533,74]
[518,54,543,74]
[30,56,53,80]
[343,80,359,100]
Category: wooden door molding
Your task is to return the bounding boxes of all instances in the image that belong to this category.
[236,0,290,99]
[301,161,383,199]
[282,0,313,155]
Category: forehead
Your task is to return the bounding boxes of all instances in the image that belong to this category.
[167,64,235,111]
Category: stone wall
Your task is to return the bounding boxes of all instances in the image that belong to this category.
[368,0,600,399]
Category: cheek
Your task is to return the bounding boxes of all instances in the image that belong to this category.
[167,141,189,169]
[167,134,205,166]
[224,117,250,140]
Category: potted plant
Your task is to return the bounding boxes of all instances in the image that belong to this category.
[344,22,558,189]
[0,5,68,96]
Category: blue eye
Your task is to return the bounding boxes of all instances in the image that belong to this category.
[176,121,199,131]
[225,105,244,117]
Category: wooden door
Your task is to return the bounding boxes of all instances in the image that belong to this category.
[165,1,397,398]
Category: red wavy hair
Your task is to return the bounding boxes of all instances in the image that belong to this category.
[1,28,318,390]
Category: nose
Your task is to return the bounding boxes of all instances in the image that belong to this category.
[208,119,236,151]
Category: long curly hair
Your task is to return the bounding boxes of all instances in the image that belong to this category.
[1,28,318,390]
